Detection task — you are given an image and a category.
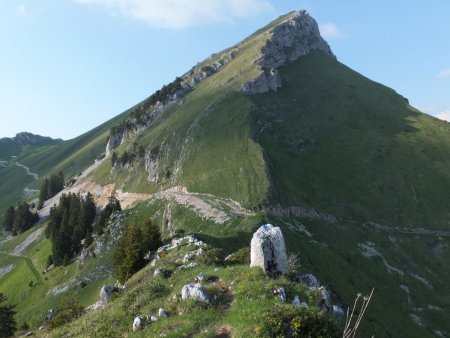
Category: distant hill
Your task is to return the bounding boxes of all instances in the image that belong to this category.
[0,132,62,160]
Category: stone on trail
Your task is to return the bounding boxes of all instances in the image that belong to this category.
[250,224,288,276]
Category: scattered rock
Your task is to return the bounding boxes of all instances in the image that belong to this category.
[149,316,158,322]
[86,300,105,312]
[332,305,345,319]
[250,224,288,276]
[44,309,56,322]
[292,295,301,307]
[196,272,205,282]
[292,273,319,288]
[319,287,332,312]
[100,285,118,303]
[178,262,198,270]
[181,283,210,303]
[159,308,167,318]
[132,316,142,331]
[273,286,286,303]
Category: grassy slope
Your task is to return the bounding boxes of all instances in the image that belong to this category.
[251,51,450,229]
[0,110,129,219]
[0,165,34,219]
[0,229,114,327]
[93,25,272,208]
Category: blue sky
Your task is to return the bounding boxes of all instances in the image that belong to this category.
[1,0,450,139]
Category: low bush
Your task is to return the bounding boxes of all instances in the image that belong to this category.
[263,304,340,338]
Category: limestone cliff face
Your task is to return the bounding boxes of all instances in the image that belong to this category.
[241,10,335,94]
[260,10,335,69]
[105,10,335,155]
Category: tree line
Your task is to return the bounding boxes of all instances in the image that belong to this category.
[45,192,96,265]
[2,202,39,235]
[38,171,65,209]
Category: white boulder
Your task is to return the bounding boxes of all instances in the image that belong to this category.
[132,316,142,331]
[250,224,288,276]
[181,283,210,303]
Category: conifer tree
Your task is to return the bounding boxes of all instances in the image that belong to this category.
[0,293,16,338]
[2,207,15,232]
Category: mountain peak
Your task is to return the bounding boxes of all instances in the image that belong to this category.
[259,9,335,69]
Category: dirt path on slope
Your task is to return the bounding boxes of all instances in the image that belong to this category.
[15,162,39,180]
[0,264,15,278]
[151,186,254,224]
[11,227,44,255]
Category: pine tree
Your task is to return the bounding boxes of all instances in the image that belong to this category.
[2,207,15,232]
[12,202,38,233]
[0,293,16,338]
[38,178,50,209]
[112,219,161,283]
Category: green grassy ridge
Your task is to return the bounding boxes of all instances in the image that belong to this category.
[0,109,130,219]
[273,215,450,337]
[0,164,35,223]
[42,236,333,338]
[0,224,114,327]
[250,51,450,229]
[91,27,271,207]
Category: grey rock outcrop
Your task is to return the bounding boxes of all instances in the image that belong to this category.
[144,150,160,183]
[250,224,288,276]
[292,273,319,288]
[241,10,335,94]
[100,285,117,303]
[181,283,210,303]
[260,10,335,69]
[240,68,281,94]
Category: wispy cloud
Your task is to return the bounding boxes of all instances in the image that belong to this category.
[436,110,450,122]
[319,22,343,39]
[18,3,27,16]
[75,0,274,29]
[437,68,450,79]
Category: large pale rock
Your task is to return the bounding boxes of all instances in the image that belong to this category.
[132,316,142,331]
[250,224,288,276]
[181,283,210,303]
[100,285,117,303]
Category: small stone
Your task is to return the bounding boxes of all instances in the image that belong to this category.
[292,295,301,307]
[132,317,142,331]
[197,272,205,281]
[150,316,158,322]
[333,305,345,318]
[273,286,286,303]
[159,308,167,318]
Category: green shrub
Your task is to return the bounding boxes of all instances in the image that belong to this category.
[47,295,84,329]
[197,247,224,265]
[263,304,340,338]
[226,246,250,264]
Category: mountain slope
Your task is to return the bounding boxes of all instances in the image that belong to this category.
[0,132,62,161]
[1,10,450,337]
[0,110,129,219]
